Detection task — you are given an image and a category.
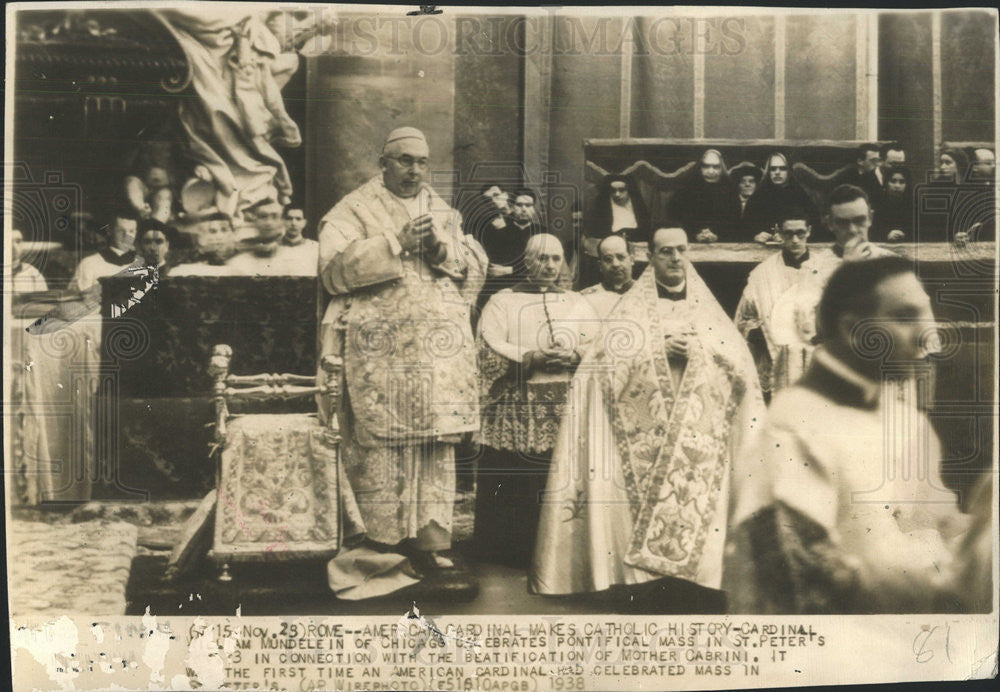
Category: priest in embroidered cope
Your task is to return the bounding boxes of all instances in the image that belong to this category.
[317,127,487,572]
[530,228,764,611]
[475,234,599,567]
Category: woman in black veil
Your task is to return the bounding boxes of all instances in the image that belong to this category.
[580,173,651,287]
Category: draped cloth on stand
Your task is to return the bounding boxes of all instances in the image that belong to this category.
[213,413,419,600]
[213,414,357,560]
[531,263,764,595]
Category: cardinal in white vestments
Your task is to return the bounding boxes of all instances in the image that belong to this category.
[317,127,487,581]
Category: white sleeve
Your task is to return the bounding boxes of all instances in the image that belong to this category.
[479,294,529,363]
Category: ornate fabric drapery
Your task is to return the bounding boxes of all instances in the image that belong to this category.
[476,341,570,455]
[317,175,487,550]
[318,177,487,444]
[213,414,350,561]
[531,264,764,595]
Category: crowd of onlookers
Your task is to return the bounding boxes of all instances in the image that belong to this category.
[593,143,995,244]
[12,142,996,299]
[461,143,995,291]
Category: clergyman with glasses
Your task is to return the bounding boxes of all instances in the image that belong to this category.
[735,208,840,395]
[316,127,488,586]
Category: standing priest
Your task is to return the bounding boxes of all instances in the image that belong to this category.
[317,127,488,575]
[530,227,764,612]
[474,234,597,568]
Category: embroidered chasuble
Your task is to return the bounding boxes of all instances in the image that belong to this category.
[530,263,764,595]
[317,176,488,550]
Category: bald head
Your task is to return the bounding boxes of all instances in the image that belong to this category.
[597,234,628,257]
[597,234,633,289]
[652,227,687,250]
[650,227,688,287]
[972,148,995,180]
[525,233,564,287]
[525,233,563,261]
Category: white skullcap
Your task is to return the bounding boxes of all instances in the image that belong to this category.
[383,127,427,152]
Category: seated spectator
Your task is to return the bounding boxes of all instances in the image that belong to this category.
[589,173,651,245]
[465,183,512,250]
[138,220,178,276]
[744,152,816,242]
[920,148,990,245]
[960,149,996,244]
[107,220,180,319]
[873,166,913,242]
[277,205,319,275]
[171,213,239,275]
[483,183,511,215]
[970,148,995,183]
[667,148,738,243]
[510,188,543,235]
[478,186,535,283]
[880,144,906,186]
[936,147,970,184]
[833,143,884,206]
[582,174,651,285]
[730,162,762,237]
[71,208,143,294]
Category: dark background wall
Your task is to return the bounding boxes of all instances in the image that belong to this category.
[452,14,524,212]
[304,13,523,228]
[941,10,997,143]
[879,13,936,177]
[325,9,992,248]
[12,9,996,270]
[880,10,996,178]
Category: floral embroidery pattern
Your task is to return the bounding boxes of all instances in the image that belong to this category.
[215,414,342,558]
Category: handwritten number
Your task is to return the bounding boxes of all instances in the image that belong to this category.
[912,627,936,663]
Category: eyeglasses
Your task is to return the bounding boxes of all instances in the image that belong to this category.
[778,230,809,239]
[387,155,429,169]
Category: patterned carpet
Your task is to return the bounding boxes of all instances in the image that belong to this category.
[7,519,139,617]
[7,492,476,617]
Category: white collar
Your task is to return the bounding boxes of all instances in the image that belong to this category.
[657,279,686,294]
